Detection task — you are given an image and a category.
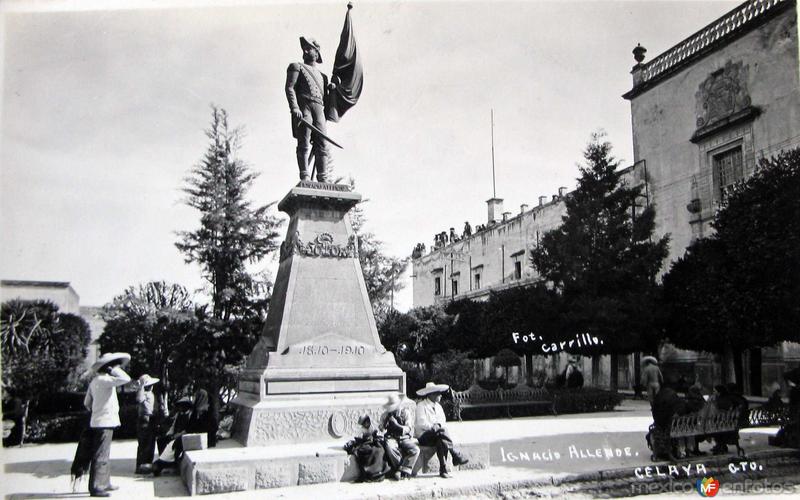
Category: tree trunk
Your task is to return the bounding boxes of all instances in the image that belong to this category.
[733,349,744,394]
[206,380,220,448]
[722,343,736,384]
[633,352,642,398]
[609,354,619,392]
[525,354,533,386]
[19,400,29,447]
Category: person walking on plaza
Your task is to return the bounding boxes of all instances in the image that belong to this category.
[380,393,419,480]
[134,374,159,474]
[641,356,663,404]
[72,352,131,497]
[414,382,469,478]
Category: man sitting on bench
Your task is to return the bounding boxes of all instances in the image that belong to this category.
[414,382,469,478]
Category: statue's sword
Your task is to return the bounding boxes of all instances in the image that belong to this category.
[297,117,343,149]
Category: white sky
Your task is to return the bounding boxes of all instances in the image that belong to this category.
[0,0,739,311]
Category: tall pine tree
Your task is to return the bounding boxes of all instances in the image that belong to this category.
[531,133,669,390]
[176,106,282,321]
[174,106,283,440]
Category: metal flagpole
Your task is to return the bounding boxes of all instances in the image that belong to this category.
[491,109,496,198]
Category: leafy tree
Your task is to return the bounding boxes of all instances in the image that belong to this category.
[377,305,453,364]
[1,300,91,444]
[530,133,669,390]
[663,148,800,386]
[348,185,408,313]
[98,282,196,400]
[174,106,283,437]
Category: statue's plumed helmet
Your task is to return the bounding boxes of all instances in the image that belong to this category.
[299,36,322,64]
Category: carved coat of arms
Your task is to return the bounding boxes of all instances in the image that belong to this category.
[695,60,751,128]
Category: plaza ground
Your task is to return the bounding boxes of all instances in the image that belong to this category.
[2,399,793,499]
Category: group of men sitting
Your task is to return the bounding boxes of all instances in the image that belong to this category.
[650,382,750,459]
[344,381,469,482]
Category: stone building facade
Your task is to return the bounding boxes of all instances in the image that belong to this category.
[411,0,800,394]
[623,0,800,396]
[412,195,565,308]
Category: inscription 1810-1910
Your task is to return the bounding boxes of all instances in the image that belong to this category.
[298,344,366,356]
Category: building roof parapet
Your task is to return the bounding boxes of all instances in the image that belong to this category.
[411,162,647,265]
[1,280,72,288]
[624,0,792,100]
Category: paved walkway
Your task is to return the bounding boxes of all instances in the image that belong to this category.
[1,400,785,499]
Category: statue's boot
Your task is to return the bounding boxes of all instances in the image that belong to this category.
[314,143,331,183]
[297,147,310,181]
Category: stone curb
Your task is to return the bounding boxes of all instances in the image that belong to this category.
[370,449,800,499]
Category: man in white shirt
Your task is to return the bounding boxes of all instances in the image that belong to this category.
[414,382,469,478]
[82,352,131,497]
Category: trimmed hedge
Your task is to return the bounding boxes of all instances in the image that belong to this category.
[550,388,623,414]
[23,404,139,443]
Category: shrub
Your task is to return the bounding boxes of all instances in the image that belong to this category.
[25,413,88,443]
[33,392,89,414]
[430,350,473,391]
[550,388,622,414]
[400,361,427,398]
[23,404,139,443]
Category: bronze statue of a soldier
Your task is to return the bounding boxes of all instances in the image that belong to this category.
[286,36,333,182]
[284,4,363,183]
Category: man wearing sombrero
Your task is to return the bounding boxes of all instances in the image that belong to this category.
[76,352,132,497]
[414,382,469,478]
[641,356,663,405]
[380,393,419,480]
[134,374,160,474]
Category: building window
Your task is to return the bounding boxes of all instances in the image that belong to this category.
[514,261,522,280]
[714,146,743,203]
[434,277,441,296]
[474,273,481,290]
[451,279,459,296]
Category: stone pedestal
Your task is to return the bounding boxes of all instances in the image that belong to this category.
[233,181,405,446]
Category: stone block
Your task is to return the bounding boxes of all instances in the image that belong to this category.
[298,459,338,485]
[412,443,489,475]
[255,462,294,489]
[195,467,249,495]
[181,433,207,452]
[458,443,490,470]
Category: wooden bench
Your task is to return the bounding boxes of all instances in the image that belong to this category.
[647,405,788,461]
[450,385,555,421]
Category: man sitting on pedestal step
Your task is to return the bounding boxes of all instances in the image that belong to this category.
[380,393,419,480]
[414,382,469,478]
[343,415,390,482]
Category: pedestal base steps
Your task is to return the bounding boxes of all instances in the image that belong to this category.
[181,441,490,495]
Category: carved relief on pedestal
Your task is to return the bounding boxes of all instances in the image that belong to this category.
[250,406,390,443]
[280,231,358,262]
